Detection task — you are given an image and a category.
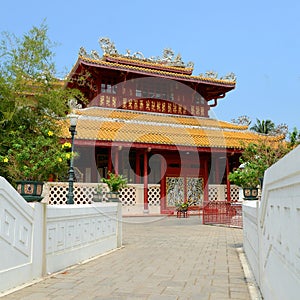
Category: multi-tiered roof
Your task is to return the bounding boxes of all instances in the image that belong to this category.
[64,38,283,149]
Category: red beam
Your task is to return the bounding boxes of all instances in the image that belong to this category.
[70,139,243,154]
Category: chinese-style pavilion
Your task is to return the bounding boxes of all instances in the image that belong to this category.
[64,38,282,214]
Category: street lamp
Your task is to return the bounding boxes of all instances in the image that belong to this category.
[67,113,78,204]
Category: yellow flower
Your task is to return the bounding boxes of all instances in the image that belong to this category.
[62,142,71,149]
[58,157,63,162]
[3,157,8,163]
[65,153,71,159]
[47,130,54,136]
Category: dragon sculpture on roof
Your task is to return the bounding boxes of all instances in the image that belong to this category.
[78,38,236,82]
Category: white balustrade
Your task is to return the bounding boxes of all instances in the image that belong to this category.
[0,177,121,294]
[243,146,300,299]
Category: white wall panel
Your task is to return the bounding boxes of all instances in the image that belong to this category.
[0,177,121,294]
[243,146,300,300]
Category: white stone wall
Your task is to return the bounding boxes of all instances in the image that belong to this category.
[45,203,121,274]
[243,145,300,300]
[0,177,121,294]
[0,177,43,293]
[242,201,260,285]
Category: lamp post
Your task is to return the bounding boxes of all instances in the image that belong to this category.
[67,113,78,204]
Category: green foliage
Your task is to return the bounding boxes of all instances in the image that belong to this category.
[0,119,73,181]
[229,141,290,188]
[288,127,300,148]
[232,116,290,138]
[250,119,275,134]
[175,199,195,211]
[0,22,85,183]
[101,171,127,192]
[175,201,189,211]
[228,163,260,188]
[95,184,104,195]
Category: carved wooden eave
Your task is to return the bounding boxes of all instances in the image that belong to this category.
[67,56,235,102]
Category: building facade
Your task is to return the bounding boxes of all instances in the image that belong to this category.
[63,39,282,214]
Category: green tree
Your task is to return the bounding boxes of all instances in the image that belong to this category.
[232,116,288,137]
[0,22,85,183]
[288,127,300,148]
[229,140,290,188]
[250,119,275,134]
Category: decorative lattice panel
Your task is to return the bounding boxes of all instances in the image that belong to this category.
[119,186,136,206]
[225,185,240,202]
[187,177,203,206]
[166,177,184,207]
[46,183,108,205]
[148,186,161,206]
[48,185,93,205]
[74,186,95,204]
[208,186,219,201]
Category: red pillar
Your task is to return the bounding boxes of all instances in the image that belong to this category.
[160,154,166,212]
[226,156,231,202]
[203,156,209,203]
[143,150,149,212]
[114,148,119,175]
[108,148,112,174]
[136,151,141,183]
[96,76,101,105]
[215,156,220,184]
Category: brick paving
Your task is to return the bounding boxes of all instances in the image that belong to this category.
[1,216,251,300]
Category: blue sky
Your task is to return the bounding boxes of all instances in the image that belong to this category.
[1,0,300,131]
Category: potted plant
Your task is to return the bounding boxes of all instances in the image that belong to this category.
[228,162,260,200]
[101,171,127,202]
[175,201,189,212]
[175,200,191,217]
[92,183,105,202]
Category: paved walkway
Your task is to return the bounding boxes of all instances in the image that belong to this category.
[1,216,251,300]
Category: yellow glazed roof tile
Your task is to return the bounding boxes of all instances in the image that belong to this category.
[61,107,284,149]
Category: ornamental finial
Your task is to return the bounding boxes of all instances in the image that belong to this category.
[68,99,82,111]
[99,37,118,55]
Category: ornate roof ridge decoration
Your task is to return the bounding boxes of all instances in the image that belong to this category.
[78,56,236,86]
[103,54,193,75]
[98,37,193,69]
[78,37,236,83]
